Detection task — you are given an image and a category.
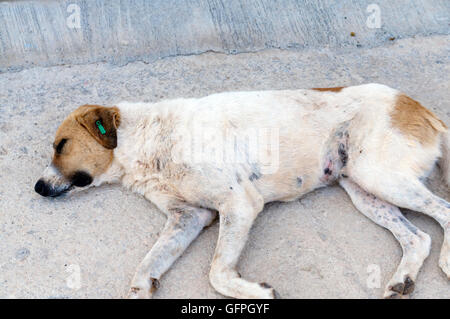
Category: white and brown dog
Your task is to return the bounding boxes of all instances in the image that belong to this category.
[35,83,449,299]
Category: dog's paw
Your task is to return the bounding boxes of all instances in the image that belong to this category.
[126,278,160,299]
[127,286,152,299]
[259,282,281,299]
[383,276,415,299]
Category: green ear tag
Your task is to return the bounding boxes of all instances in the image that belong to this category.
[96,120,106,135]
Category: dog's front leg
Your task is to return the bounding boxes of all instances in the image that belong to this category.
[127,206,216,299]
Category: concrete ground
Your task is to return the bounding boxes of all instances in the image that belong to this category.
[0,35,449,298]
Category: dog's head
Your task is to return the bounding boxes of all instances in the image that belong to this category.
[35,104,120,197]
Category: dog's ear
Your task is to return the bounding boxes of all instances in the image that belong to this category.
[76,105,120,149]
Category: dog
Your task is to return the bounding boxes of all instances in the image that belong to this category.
[35,83,449,299]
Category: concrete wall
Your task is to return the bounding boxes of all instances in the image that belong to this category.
[1,0,449,72]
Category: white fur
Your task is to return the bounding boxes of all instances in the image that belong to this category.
[91,83,449,298]
[441,131,450,186]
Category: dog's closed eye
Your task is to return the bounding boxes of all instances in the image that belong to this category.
[54,138,68,154]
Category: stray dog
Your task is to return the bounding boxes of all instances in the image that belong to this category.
[35,84,449,299]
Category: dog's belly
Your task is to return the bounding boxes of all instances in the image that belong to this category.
[235,119,352,204]
[165,118,351,207]
[250,126,350,203]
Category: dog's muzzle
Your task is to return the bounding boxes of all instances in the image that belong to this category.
[34,178,72,197]
[34,164,72,197]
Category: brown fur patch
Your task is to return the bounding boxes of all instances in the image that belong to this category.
[391,94,447,145]
[51,105,120,180]
[312,87,345,92]
[76,105,120,149]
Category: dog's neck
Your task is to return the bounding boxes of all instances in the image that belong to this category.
[95,101,171,187]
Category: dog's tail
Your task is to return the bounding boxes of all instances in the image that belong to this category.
[441,130,450,186]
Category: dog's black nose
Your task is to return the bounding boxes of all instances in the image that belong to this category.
[34,179,50,197]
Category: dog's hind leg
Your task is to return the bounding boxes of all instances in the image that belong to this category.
[127,206,216,299]
[339,178,431,299]
[208,185,277,299]
[351,170,450,280]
